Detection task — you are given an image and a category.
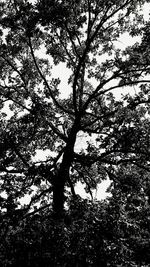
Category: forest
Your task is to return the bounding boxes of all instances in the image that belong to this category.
[0,0,150,266]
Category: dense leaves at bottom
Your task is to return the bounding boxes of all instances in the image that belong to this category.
[1,193,150,267]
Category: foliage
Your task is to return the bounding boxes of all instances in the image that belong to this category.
[1,192,150,266]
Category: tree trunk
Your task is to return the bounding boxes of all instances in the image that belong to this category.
[52,118,80,217]
[52,166,68,217]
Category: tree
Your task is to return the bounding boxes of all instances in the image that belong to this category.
[0,0,150,220]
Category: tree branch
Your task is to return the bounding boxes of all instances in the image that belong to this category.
[54,29,75,65]
[75,167,93,200]
[99,79,150,97]
[24,203,51,218]
[0,55,28,90]
[6,135,30,168]
[28,37,73,115]
[83,70,121,111]
[67,175,76,197]
[48,121,68,142]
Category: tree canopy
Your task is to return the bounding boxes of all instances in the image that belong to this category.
[1,0,150,265]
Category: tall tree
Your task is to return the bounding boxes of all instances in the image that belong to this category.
[0,0,150,218]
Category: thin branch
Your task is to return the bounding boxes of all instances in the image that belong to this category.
[48,121,68,142]
[28,37,73,115]
[88,4,111,43]
[83,70,121,111]
[73,146,150,167]
[75,31,82,47]
[64,23,81,59]
[102,3,133,34]
[118,67,150,78]
[24,203,51,218]
[83,73,150,113]
[81,109,117,129]
[86,0,132,46]
[52,148,65,166]
[25,187,52,211]
[6,135,30,168]
[0,55,28,90]
[79,63,85,111]
[99,79,150,97]
[0,167,25,174]
[87,0,92,39]
[5,95,31,113]
[75,167,93,200]
[54,30,75,65]
[67,175,76,197]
